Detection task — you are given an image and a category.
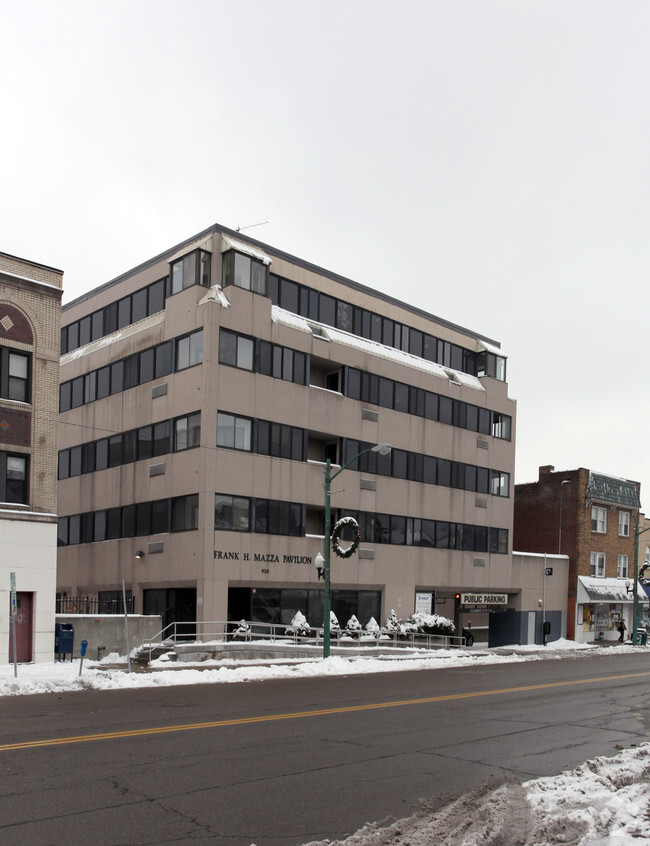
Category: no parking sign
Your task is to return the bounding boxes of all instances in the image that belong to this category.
[10,571,16,616]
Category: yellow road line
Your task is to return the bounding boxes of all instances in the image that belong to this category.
[2,670,649,752]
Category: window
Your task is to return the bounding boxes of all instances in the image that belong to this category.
[170,250,211,295]
[219,330,254,371]
[477,350,507,381]
[491,413,511,440]
[61,278,168,354]
[619,511,630,537]
[217,413,252,450]
[215,494,250,531]
[0,452,28,504]
[617,554,629,579]
[0,350,30,403]
[176,330,203,370]
[175,412,201,451]
[171,494,199,531]
[153,421,171,456]
[222,251,267,295]
[590,551,606,577]
[490,471,510,498]
[591,506,607,533]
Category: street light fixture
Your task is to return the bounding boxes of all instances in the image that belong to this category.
[321,442,391,658]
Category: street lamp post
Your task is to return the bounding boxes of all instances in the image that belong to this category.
[632,519,650,645]
[558,479,571,554]
[321,442,391,658]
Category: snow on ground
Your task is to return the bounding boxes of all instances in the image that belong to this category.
[0,636,599,697]
[2,639,649,845]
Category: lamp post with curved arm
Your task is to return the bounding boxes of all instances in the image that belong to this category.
[631,520,650,645]
[321,442,391,658]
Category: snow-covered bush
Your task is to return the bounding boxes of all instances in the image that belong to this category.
[232,619,251,640]
[409,612,455,636]
[365,617,380,632]
[381,610,455,638]
[285,611,311,637]
[384,609,400,632]
[329,611,341,633]
[344,614,362,637]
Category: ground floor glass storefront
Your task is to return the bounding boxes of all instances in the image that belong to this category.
[228,587,381,630]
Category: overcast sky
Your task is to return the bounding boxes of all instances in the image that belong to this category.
[2,1,649,502]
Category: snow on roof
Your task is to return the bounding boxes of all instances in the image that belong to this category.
[168,234,213,264]
[271,306,313,334]
[271,307,485,391]
[221,234,272,266]
[198,285,230,308]
[577,576,634,604]
[477,339,507,358]
[61,311,166,363]
[586,472,640,508]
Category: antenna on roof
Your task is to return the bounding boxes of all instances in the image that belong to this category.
[236,221,269,232]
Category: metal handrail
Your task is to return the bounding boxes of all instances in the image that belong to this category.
[138,620,466,660]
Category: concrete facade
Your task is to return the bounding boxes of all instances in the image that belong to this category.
[514,465,642,642]
[57,224,524,636]
[0,252,62,663]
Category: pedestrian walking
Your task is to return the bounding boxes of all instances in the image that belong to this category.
[618,620,626,642]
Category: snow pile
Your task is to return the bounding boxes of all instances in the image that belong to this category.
[526,745,650,843]
[299,743,650,845]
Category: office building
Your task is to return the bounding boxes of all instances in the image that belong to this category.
[57,225,516,634]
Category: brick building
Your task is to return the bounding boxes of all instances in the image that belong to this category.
[0,252,63,663]
[514,465,643,642]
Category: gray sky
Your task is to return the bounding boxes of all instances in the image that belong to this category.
[2,1,649,502]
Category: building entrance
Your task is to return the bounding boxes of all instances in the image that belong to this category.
[143,588,197,635]
[9,592,33,662]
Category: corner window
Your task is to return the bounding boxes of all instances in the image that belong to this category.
[591,506,607,533]
[176,330,203,370]
[491,413,511,440]
[219,330,254,371]
[490,470,510,498]
[171,494,199,531]
[215,494,250,531]
[174,412,201,451]
[170,250,211,295]
[217,413,252,450]
[222,251,267,295]
[477,351,507,382]
[619,511,630,537]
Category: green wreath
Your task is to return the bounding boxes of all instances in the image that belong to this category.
[331,516,360,559]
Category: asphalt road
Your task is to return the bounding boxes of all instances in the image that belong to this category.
[1,651,650,845]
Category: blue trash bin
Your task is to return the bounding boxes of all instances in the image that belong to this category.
[55,622,74,661]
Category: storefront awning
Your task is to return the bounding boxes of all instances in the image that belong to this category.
[577,576,632,604]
